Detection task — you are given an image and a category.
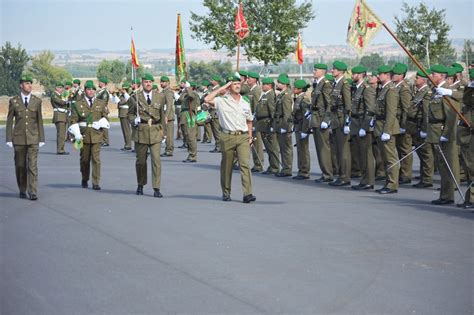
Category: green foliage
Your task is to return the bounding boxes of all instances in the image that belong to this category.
[125,61,145,82]
[0,42,30,96]
[29,51,72,96]
[394,2,455,66]
[96,59,126,84]
[359,53,384,72]
[190,0,315,66]
[188,60,233,83]
[63,64,97,78]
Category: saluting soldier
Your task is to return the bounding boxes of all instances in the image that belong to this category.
[128,73,166,198]
[247,71,264,172]
[204,75,256,203]
[392,63,413,184]
[6,74,45,200]
[69,80,109,190]
[96,77,110,147]
[349,65,377,190]
[114,82,132,151]
[292,79,312,180]
[311,63,333,183]
[409,70,434,188]
[456,68,474,209]
[50,82,70,155]
[374,65,401,194]
[181,82,200,163]
[325,61,352,186]
[273,74,294,177]
[159,76,176,157]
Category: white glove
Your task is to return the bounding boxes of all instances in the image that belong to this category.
[92,121,101,130]
[399,128,406,134]
[280,128,287,134]
[270,127,274,132]
[111,94,120,104]
[68,123,82,141]
[358,128,366,138]
[98,117,110,129]
[320,121,329,129]
[435,87,452,97]
[6,142,13,148]
[39,142,45,148]
[300,132,308,139]
[343,126,350,135]
[134,117,141,126]
[173,92,180,101]
[440,136,449,142]
[381,133,391,142]
[123,92,130,101]
[420,131,427,139]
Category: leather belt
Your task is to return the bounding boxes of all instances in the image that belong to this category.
[222,129,248,135]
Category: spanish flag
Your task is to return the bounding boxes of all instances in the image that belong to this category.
[296,33,303,65]
[131,38,140,69]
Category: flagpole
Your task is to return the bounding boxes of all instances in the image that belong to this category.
[300,64,303,79]
[236,38,241,71]
[381,22,470,127]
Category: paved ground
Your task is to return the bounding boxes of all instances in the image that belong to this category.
[1,124,473,314]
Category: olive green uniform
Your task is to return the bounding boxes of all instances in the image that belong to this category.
[6,94,45,197]
[310,78,333,181]
[118,92,132,150]
[273,87,294,176]
[162,87,175,155]
[351,83,377,186]
[70,97,108,186]
[209,85,222,151]
[248,84,264,171]
[325,77,352,183]
[96,87,110,145]
[374,82,400,190]
[292,92,312,177]
[457,82,473,204]
[256,89,280,173]
[395,80,414,182]
[180,90,200,161]
[51,91,69,153]
[200,89,213,143]
[128,90,166,189]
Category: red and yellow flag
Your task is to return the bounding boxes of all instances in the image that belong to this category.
[131,38,140,69]
[296,33,303,65]
[234,2,249,40]
[347,0,382,55]
[175,14,187,82]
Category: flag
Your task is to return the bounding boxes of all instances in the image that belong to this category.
[296,33,303,65]
[346,0,382,55]
[234,2,249,40]
[175,14,187,82]
[131,38,140,69]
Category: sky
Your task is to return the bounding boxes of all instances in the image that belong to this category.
[0,0,472,52]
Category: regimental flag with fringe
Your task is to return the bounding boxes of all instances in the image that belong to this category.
[296,33,303,65]
[234,2,249,40]
[346,0,382,55]
[131,37,140,69]
[175,14,187,82]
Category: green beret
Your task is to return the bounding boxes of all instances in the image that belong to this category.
[152,84,158,90]
[73,79,81,84]
[371,71,379,76]
[262,77,274,85]
[201,79,210,86]
[294,79,309,89]
[226,74,240,82]
[351,65,367,74]
[430,64,448,74]
[377,65,392,74]
[416,69,431,78]
[277,73,290,85]
[247,71,260,79]
[452,62,464,73]
[122,82,131,89]
[211,74,221,82]
[447,67,456,77]
[314,63,328,70]
[346,78,353,85]
[142,73,154,81]
[392,63,408,75]
[219,80,227,87]
[160,76,170,82]
[325,73,334,81]
[469,68,474,79]
[189,81,197,88]
[19,74,33,83]
[180,79,187,83]
[65,80,73,86]
[84,80,96,90]
[133,78,141,84]
[98,77,109,84]
[332,61,348,71]
[55,82,64,87]
[238,70,248,77]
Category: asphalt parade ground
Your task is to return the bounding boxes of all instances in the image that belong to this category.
[1,124,472,314]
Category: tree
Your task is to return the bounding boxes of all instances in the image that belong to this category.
[190,0,315,66]
[359,53,384,72]
[29,51,72,96]
[96,59,126,84]
[461,40,473,66]
[0,42,30,96]
[188,60,233,83]
[125,61,145,82]
[394,2,455,67]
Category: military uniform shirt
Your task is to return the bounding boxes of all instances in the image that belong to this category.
[215,95,253,132]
